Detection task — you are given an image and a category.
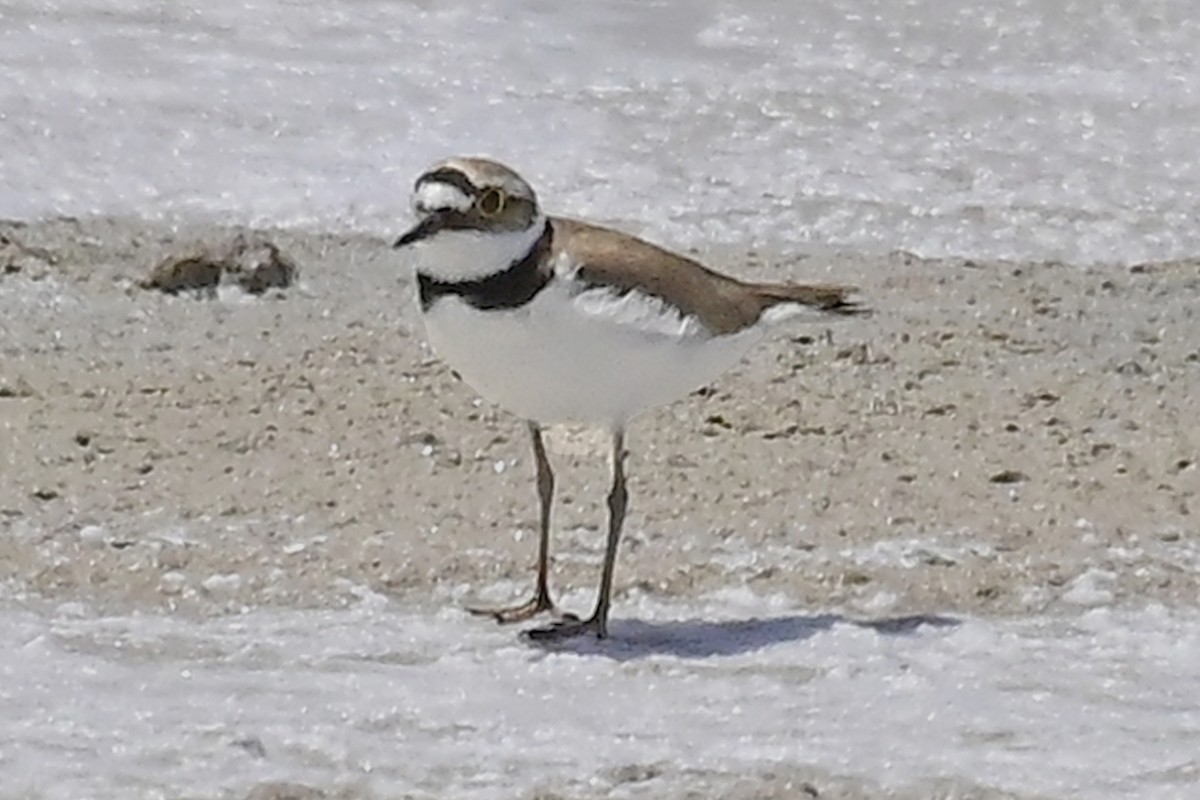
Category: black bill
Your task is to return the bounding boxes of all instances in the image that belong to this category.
[393,214,444,248]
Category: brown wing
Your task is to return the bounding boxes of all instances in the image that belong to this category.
[549,217,862,335]
[745,282,864,316]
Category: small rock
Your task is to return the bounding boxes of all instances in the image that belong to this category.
[1062,569,1116,606]
[231,735,268,759]
[0,377,38,399]
[201,573,243,595]
[835,342,870,364]
[228,236,299,294]
[156,540,192,571]
[55,602,90,618]
[989,469,1028,484]
[401,431,442,447]
[0,227,55,278]
[923,403,956,416]
[842,570,872,586]
[704,413,734,431]
[243,783,326,800]
[434,448,463,468]
[141,254,224,296]
[79,525,109,546]
[915,548,957,567]
[159,571,187,595]
[607,762,665,784]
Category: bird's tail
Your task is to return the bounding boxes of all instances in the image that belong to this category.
[751,282,867,322]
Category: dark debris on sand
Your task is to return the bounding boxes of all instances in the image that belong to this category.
[140,232,299,297]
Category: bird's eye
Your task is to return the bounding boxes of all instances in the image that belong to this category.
[478,188,506,217]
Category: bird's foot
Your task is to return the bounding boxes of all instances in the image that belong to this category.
[466,592,556,625]
[521,612,606,642]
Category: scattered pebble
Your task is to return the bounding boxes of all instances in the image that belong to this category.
[1062,569,1116,606]
[242,782,326,800]
[606,761,666,785]
[159,571,187,595]
[140,255,223,296]
[78,525,109,546]
[201,573,243,595]
[231,735,268,759]
[228,235,298,295]
[0,377,38,399]
[54,602,89,618]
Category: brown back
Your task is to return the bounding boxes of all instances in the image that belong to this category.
[550,217,861,335]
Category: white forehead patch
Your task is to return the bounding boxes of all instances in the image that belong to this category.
[414,181,473,214]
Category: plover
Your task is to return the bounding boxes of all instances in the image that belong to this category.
[394,157,863,640]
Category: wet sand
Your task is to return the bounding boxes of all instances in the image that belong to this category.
[1,216,1197,621]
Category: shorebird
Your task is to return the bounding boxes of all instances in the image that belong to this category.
[394,157,862,640]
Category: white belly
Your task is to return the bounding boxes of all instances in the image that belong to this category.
[421,282,761,426]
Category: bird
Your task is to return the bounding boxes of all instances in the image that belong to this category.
[393,156,863,641]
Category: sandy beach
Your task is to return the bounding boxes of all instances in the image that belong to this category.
[2,216,1199,799]
[3,215,1196,620]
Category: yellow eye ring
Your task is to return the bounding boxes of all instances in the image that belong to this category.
[478,188,506,217]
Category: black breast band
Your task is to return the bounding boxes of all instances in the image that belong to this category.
[417,222,553,312]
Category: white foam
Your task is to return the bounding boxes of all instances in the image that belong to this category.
[2,0,1198,264]
[2,598,1197,799]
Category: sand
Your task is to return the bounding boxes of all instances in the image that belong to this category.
[2,215,1196,622]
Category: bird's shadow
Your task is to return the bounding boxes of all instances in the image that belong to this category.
[522,612,959,660]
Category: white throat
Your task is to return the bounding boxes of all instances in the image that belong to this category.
[412,214,547,283]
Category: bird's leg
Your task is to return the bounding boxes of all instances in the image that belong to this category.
[525,428,627,641]
[587,427,628,637]
[468,421,558,623]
